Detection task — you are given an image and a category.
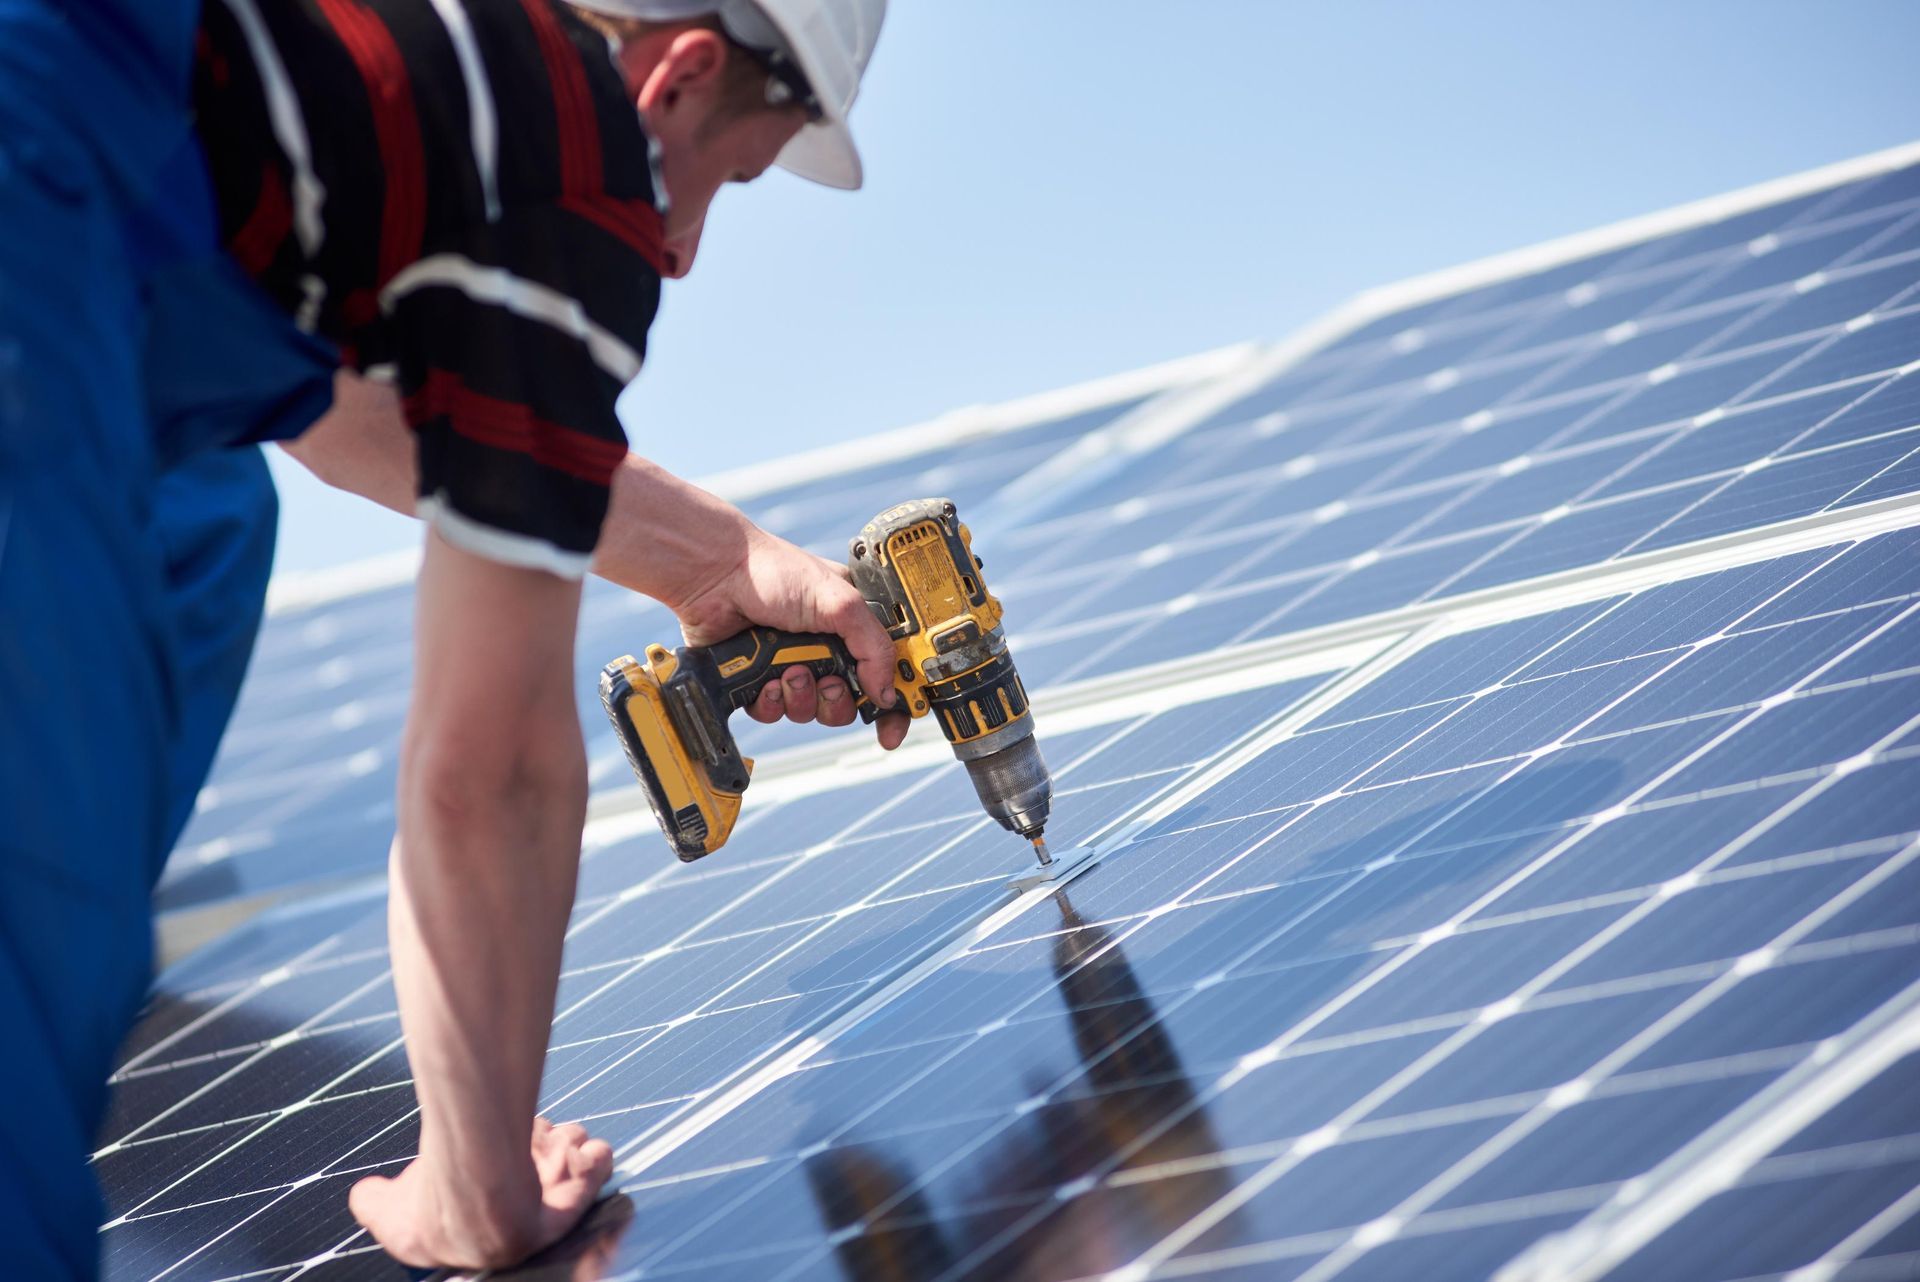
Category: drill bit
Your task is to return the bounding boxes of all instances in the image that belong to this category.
[1030,834,1053,867]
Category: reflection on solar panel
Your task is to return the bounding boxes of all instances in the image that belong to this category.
[109,146,1920,1280]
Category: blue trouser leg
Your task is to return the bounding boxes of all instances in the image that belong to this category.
[0,116,174,1282]
[153,446,280,858]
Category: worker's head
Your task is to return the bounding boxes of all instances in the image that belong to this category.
[567,0,885,277]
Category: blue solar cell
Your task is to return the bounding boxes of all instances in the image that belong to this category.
[1328,1212,1590,1282]
[1637,429,1920,551]
[1323,604,1621,726]
[1701,255,1920,352]
[1583,606,1898,735]
[1422,243,1655,319]
[1848,440,1920,504]
[1730,755,1920,870]
[1551,856,1882,991]
[1440,1071,1776,1206]
[1817,163,1920,219]
[1556,338,1827,449]
[1640,188,1847,264]
[1439,480,1722,594]
[1589,383,1868,498]
[1652,673,1920,798]
[1798,369,1920,449]
[1595,1152,1920,1282]
[1685,212,1912,303]
[1317,320,1518,394]
[1502,270,1709,351]
[1380,393,1612,488]
[1779,1053,1920,1154]
[1379,983,1699,1119]
[1350,654,1669,788]
[1345,350,1568,441]
[1765,305,1920,396]
[1255,532,1510,634]
[1524,306,1761,399]
[1746,526,1920,624]
[1227,487,1468,585]
[1415,437,1657,540]
[1182,1117,1512,1250]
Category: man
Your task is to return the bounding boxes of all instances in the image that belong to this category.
[0,0,893,1274]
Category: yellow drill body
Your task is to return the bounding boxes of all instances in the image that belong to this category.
[601,499,1053,863]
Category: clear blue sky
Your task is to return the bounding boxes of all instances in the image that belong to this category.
[267,0,1920,573]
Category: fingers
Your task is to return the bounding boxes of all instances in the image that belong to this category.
[815,677,856,727]
[534,1119,591,1184]
[574,1138,614,1183]
[875,710,910,751]
[349,1174,417,1263]
[534,1127,614,1250]
[824,587,898,715]
[534,1119,613,1201]
[780,666,817,723]
[749,672,866,729]
[746,679,783,724]
[347,1174,391,1233]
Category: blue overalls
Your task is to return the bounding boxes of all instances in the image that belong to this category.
[0,2,335,1274]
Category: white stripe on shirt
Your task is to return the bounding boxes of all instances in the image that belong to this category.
[419,493,594,578]
[425,0,503,223]
[381,254,644,384]
[217,0,327,259]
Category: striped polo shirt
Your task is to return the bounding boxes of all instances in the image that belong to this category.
[193,0,667,576]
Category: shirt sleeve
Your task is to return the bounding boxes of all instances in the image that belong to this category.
[370,200,663,577]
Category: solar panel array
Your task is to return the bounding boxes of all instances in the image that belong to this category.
[106,152,1920,1281]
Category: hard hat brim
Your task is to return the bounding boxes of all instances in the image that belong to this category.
[776,117,862,190]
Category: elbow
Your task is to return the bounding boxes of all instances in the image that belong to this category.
[402,711,588,853]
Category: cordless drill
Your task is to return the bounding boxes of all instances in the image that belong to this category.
[600,499,1055,867]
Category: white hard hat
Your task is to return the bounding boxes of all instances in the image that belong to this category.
[571,0,886,189]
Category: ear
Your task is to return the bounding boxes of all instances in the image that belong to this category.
[635,28,730,122]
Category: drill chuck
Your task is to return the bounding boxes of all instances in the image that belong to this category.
[959,724,1052,840]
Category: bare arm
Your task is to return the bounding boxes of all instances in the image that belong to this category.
[348,530,610,1267]
[289,373,906,743]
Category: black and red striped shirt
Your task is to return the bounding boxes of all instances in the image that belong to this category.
[194,0,665,575]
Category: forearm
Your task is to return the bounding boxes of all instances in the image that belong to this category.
[378,531,593,1256]
[389,755,584,1197]
[592,452,755,604]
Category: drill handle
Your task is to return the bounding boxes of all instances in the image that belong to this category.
[699,625,881,724]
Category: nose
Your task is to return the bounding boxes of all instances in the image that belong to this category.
[662,216,704,279]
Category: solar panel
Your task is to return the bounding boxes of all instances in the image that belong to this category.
[105,148,1920,1280]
